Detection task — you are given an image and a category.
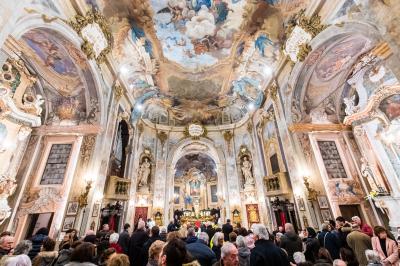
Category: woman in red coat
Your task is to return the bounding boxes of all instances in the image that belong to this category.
[109,233,123,253]
[371,226,399,266]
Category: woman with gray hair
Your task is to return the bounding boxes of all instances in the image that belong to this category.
[236,235,250,266]
[0,240,32,266]
[212,232,224,261]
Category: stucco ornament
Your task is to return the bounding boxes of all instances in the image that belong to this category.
[310,106,331,124]
[343,95,360,116]
[0,174,17,224]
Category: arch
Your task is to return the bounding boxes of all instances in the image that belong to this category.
[165,137,228,222]
[7,14,106,126]
[286,21,383,124]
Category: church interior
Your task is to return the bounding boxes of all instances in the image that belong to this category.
[1,0,400,242]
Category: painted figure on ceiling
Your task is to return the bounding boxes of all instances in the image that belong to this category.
[192,0,213,11]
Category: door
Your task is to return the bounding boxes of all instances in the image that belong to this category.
[25,213,54,239]
[134,207,148,229]
[339,205,362,222]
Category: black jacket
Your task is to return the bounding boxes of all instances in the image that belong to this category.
[118,229,130,255]
[187,240,217,266]
[250,239,290,266]
[212,245,221,261]
[28,234,48,260]
[128,229,149,266]
[143,236,161,266]
[222,223,233,241]
[317,230,340,259]
[304,237,320,262]
[280,232,302,263]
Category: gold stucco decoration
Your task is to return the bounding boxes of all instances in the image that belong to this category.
[297,43,312,62]
[68,10,113,64]
[286,9,326,38]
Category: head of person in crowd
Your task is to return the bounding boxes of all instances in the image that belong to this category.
[35,227,49,236]
[252,224,269,241]
[102,224,110,232]
[373,225,388,240]
[306,227,317,238]
[151,226,160,238]
[166,231,181,242]
[159,238,188,266]
[70,242,95,263]
[123,223,130,231]
[284,223,295,234]
[213,232,224,247]
[109,233,119,244]
[351,222,361,231]
[148,240,164,265]
[321,222,330,232]
[220,242,238,266]
[12,240,32,255]
[293,251,306,264]
[237,227,248,237]
[333,259,347,266]
[275,232,283,244]
[187,227,196,238]
[100,247,116,264]
[278,226,284,233]
[335,216,346,228]
[137,220,146,231]
[351,216,362,226]
[328,220,336,231]
[107,253,129,266]
[318,247,333,263]
[83,230,97,244]
[0,235,14,252]
[226,219,231,224]
[41,238,56,252]
[198,232,209,246]
[365,249,381,264]
[229,232,237,243]
[339,247,358,265]
[236,235,247,249]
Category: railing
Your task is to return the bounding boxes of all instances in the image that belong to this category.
[105,176,131,200]
[264,172,290,196]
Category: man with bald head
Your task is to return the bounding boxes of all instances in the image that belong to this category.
[214,242,239,266]
[0,235,14,258]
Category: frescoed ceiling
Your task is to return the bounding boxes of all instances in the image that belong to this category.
[91,0,310,125]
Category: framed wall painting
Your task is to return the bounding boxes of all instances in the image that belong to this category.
[92,203,100,217]
[317,196,329,209]
[66,201,79,216]
[62,216,75,232]
[321,209,332,222]
[297,198,306,211]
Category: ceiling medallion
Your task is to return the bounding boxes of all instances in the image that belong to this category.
[184,122,207,140]
[68,10,113,64]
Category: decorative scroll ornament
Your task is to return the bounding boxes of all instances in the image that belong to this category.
[113,84,124,100]
[18,187,63,217]
[80,135,96,165]
[284,10,326,63]
[184,123,207,140]
[68,10,112,64]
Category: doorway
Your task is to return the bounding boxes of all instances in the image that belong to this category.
[339,204,363,222]
[25,213,54,239]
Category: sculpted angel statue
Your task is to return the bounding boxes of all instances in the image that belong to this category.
[241,156,255,186]
[137,158,151,187]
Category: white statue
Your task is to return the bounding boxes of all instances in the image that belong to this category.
[360,157,380,192]
[137,158,151,188]
[343,95,360,116]
[241,156,255,186]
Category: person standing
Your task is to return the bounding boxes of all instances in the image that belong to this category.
[250,224,290,266]
[128,220,149,266]
[0,235,14,259]
[347,223,372,266]
[280,223,302,263]
[186,232,217,266]
[318,222,340,259]
[29,228,49,260]
[222,219,233,242]
[352,216,373,237]
[118,223,130,255]
[371,226,399,266]
[304,227,320,263]
[143,226,161,266]
[236,235,250,266]
[213,242,239,266]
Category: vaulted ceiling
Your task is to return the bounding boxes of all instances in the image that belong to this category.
[97,0,310,125]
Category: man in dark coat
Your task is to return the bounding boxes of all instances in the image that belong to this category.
[28,227,49,260]
[143,226,161,265]
[317,222,340,259]
[118,223,131,255]
[186,232,217,266]
[206,224,215,243]
[279,223,302,263]
[128,220,149,266]
[250,224,290,266]
[222,219,233,242]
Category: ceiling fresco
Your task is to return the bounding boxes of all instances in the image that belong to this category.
[20,28,99,125]
[90,0,310,125]
[174,153,217,181]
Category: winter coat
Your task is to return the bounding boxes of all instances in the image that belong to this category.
[372,236,399,266]
[186,236,199,244]
[110,243,123,254]
[222,224,233,242]
[118,229,130,255]
[347,230,372,266]
[32,251,58,266]
[54,249,72,266]
[187,240,217,266]
[28,234,48,260]
[304,237,320,262]
[128,229,149,266]
[280,232,303,263]
[143,236,161,266]
[317,230,340,259]
[212,245,221,261]
[250,239,290,266]
[238,246,251,266]
[65,262,97,266]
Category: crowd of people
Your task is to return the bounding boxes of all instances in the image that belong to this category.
[0,216,398,266]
